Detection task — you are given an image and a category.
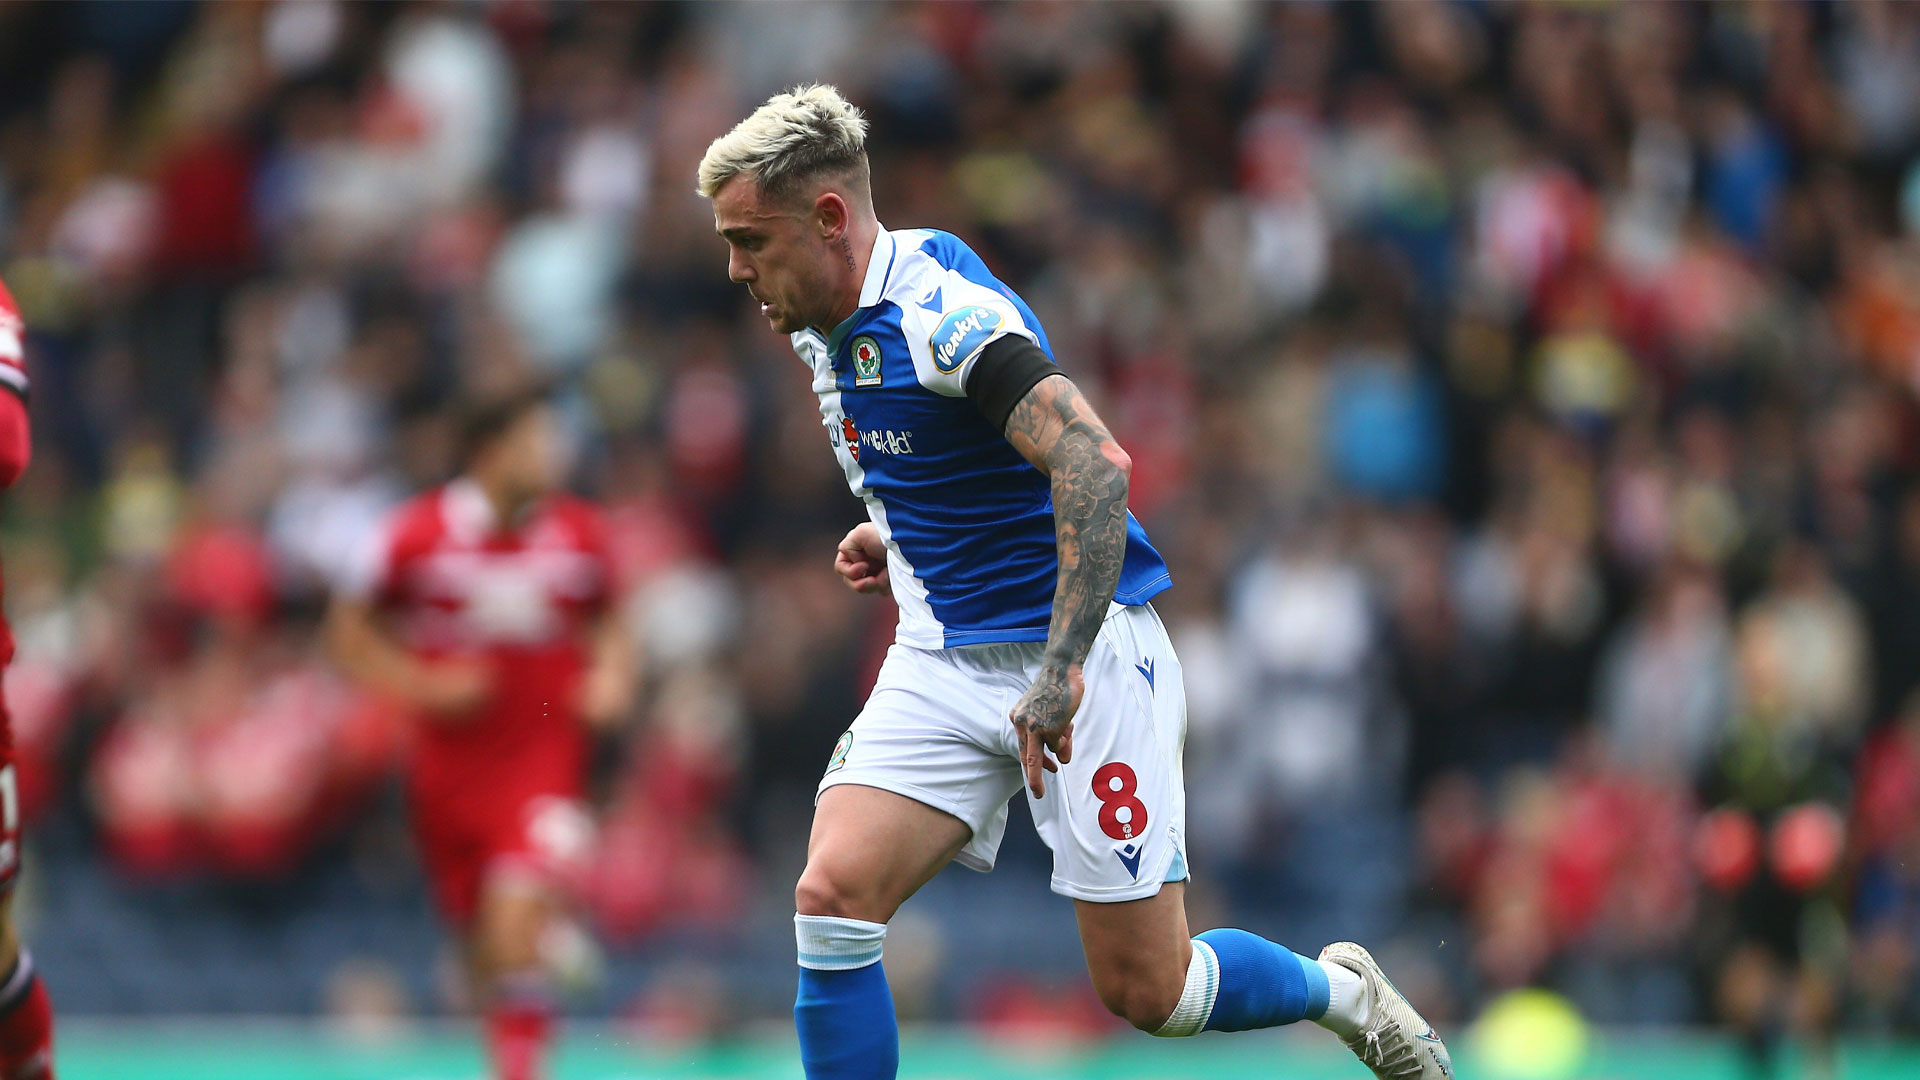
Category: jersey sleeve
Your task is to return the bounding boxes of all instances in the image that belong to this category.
[0,278,29,405]
[967,334,1060,431]
[905,272,1042,397]
[570,500,619,615]
[0,279,31,488]
[0,395,31,491]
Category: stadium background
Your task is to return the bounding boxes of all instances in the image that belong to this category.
[0,0,1919,1076]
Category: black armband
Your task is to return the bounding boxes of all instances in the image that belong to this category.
[967,335,1058,432]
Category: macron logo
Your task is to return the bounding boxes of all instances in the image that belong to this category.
[1135,657,1155,691]
[1115,843,1143,880]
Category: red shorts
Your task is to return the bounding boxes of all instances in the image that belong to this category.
[412,787,594,928]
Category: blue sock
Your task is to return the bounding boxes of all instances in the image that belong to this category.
[795,915,898,1079]
[1195,928,1329,1031]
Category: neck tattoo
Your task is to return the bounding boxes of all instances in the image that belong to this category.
[839,236,855,272]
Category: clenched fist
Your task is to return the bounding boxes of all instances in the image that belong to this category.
[834,522,891,595]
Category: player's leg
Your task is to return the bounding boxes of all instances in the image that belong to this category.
[1076,883,1338,1035]
[0,746,52,1080]
[1072,882,1193,1029]
[0,895,54,1080]
[795,642,1029,1080]
[472,873,557,1080]
[416,805,560,1080]
[468,797,593,1080]
[797,783,972,922]
[793,783,971,1080]
[1053,686,1344,1037]
[1080,886,1457,1080]
[1045,606,1452,1078]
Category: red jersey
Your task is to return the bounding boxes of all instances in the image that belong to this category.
[348,479,615,822]
[0,277,33,891]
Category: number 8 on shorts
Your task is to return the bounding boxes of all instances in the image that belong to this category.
[1092,762,1147,842]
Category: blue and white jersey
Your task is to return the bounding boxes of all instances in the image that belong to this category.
[791,226,1171,648]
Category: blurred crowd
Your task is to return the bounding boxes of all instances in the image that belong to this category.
[3,0,1920,1049]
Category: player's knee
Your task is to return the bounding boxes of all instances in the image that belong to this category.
[474,884,548,971]
[792,872,839,917]
[1097,980,1182,1033]
[1090,963,1183,1032]
[794,866,883,921]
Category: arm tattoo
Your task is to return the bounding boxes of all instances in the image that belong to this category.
[1003,373,1132,679]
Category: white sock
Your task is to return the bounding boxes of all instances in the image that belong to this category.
[1315,959,1369,1039]
[795,913,887,970]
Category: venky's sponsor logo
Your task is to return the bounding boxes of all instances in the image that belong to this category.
[932,305,1004,372]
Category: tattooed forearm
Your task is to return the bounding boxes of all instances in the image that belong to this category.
[1002,373,1133,677]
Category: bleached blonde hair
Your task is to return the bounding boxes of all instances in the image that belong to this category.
[696,84,871,205]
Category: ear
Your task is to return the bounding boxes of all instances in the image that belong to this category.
[814,190,850,243]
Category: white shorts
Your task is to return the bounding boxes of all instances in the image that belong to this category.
[818,603,1188,903]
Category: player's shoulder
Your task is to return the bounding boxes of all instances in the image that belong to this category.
[382,487,456,550]
[537,493,611,549]
[341,487,445,596]
[542,492,605,528]
[394,486,451,526]
[882,230,1023,332]
[860,228,1043,396]
[901,228,978,269]
[882,228,992,298]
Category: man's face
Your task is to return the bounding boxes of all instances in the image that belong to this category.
[712,177,834,335]
[491,404,563,502]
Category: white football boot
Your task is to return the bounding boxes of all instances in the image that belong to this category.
[1318,941,1454,1079]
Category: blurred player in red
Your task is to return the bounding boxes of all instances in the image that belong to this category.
[327,388,631,1080]
[0,281,53,1079]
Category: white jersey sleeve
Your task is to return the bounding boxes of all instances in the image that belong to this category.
[0,284,27,402]
[901,271,1042,398]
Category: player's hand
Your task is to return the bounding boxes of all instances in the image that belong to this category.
[413,660,492,718]
[578,664,633,731]
[834,522,890,594]
[1010,663,1083,799]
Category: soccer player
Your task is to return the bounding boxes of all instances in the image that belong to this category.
[0,280,56,1080]
[697,86,1453,1079]
[326,388,630,1080]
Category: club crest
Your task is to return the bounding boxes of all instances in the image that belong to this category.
[826,730,854,774]
[851,336,883,387]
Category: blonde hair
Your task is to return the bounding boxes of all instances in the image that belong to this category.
[696,84,870,204]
